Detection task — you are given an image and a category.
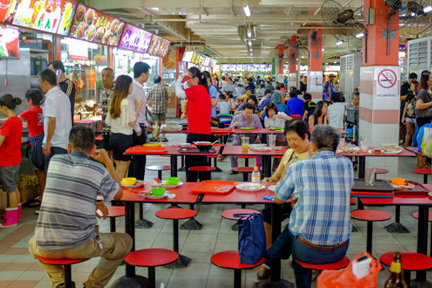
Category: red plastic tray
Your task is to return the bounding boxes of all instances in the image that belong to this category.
[125,146,167,154]
[393,181,430,195]
[192,180,237,194]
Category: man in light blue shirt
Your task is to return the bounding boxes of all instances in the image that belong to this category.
[259,125,353,288]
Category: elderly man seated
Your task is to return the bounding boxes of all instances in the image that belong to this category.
[29,126,132,288]
[261,125,353,288]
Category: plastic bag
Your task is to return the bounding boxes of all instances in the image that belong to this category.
[234,213,266,264]
[317,252,382,288]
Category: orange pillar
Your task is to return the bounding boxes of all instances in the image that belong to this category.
[108,47,114,68]
[54,36,61,61]
[359,0,400,178]
[287,36,298,88]
[307,29,323,102]
[277,44,284,75]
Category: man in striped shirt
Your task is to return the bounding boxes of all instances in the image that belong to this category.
[263,125,353,288]
[29,126,132,288]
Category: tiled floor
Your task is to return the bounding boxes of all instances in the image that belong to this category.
[1,130,432,288]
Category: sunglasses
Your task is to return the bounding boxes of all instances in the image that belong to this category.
[421,71,431,76]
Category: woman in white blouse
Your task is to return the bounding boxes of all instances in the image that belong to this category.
[106,75,142,179]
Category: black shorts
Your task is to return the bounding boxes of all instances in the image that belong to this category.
[103,133,111,151]
[110,133,133,161]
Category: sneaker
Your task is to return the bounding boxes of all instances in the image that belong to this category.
[256,268,271,280]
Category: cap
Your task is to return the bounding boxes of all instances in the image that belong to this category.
[182,76,190,83]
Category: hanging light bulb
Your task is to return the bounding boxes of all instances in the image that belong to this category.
[243,3,251,17]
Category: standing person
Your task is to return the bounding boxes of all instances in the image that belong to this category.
[300,75,307,93]
[127,62,152,181]
[100,67,115,157]
[0,94,23,228]
[261,125,353,288]
[147,75,169,142]
[400,73,418,144]
[415,70,432,128]
[350,91,360,107]
[29,126,132,288]
[106,75,141,180]
[19,89,46,206]
[308,100,328,130]
[328,92,346,129]
[203,71,218,120]
[175,67,212,182]
[48,61,76,125]
[221,77,236,94]
[323,74,336,100]
[39,69,72,170]
[402,85,417,147]
[302,93,316,122]
[286,90,305,117]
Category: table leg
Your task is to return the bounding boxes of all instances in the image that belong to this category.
[358,156,365,179]
[262,156,271,178]
[170,156,178,177]
[270,204,281,282]
[416,206,428,281]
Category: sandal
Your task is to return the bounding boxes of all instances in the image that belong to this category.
[29,199,41,207]
[160,137,169,142]
[229,170,239,175]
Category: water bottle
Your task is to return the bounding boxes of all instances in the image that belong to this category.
[251,167,260,183]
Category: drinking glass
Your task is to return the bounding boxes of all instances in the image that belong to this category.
[365,169,376,187]
[267,134,276,148]
[241,136,249,152]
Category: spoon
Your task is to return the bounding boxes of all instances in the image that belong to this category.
[154,178,162,186]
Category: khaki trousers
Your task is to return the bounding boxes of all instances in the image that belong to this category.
[29,233,132,288]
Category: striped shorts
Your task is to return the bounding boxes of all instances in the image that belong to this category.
[29,134,45,171]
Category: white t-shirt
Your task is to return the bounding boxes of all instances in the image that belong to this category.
[43,86,72,149]
[106,99,136,135]
[328,102,346,129]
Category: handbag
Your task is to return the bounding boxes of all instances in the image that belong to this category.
[421,122,432,151]
[317,252,382,288]
[416,90,432,118]
[233,213,266,264]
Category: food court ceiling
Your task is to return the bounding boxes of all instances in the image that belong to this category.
[86,0,430,63]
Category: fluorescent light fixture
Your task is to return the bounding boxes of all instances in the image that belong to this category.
[325,62,329,65]
[250,47,253,51]
[336,40,344,46]
[248,40,252,46]
[424,5,432,13]
[356,32,365,38]
[250,53,253,56]
[322,48,325,51]
[243,3,251,17]
[334,61,337,64]
[247,29,252,38]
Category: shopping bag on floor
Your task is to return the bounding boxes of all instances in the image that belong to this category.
[317,252,382,288]
[234,213,266,264]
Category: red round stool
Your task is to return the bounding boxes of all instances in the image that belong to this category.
[351,210,391,255]
[350,197,356,206]
[38,257,88,288]
[124,249,178,288]
[232,167,254,181]
[155,208,197,268]
[211,250,265,288]
[106,206,125,233]
[296,256,350,270]
[208,154,223,172]
[146,165,171,180]
[413,211,432,257]
[237,155,257,167]
[412,168,431,184]
[189,166,216,181]
[222,208,261,233]
[380,252,432,286]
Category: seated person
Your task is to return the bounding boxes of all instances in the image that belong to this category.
[328,92,346,129]
[260,125,353,288]
[216,94,233,128]
[29,126,132,288]
[239,88,253,103]
[235,95,260,114]
[308,100,328,130]
[263,102,291,146]
[286,90,304,118]
[229,103,263,174]
[302,93,316,122]
[271,92,289,115]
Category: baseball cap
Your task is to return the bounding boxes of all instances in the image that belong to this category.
[182,76,190,83]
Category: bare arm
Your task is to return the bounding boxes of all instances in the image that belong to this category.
[416,99,432,110]
[401,101,408,123]
[43,117,56,155]
[0,135,5,147]
[92,149,123,200]
[308,115,315,130]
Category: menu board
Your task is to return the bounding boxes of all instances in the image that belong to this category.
[68,3,125,46]
[0,0,18,23]
[159,39,170,57]
[191,52,199,64]
[0,25,19,58]
[12,0,65,33]
[182,51,193,62]
[56,0,76,35]
[119,23,152,53]
[220,63,271,72]
[147,34,162,56]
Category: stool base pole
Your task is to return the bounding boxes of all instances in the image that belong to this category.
[234,270,241,288]
[148,267,156,288]
[64,265,72,288]
[367,221,373,254]
[110,218,116,233]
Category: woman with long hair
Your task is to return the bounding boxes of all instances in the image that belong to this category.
[106,75,141,179]
[175,67,212,182]
[415,70,432,168]
[308,100,329,130]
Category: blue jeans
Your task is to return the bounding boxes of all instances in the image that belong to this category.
[266,227,349,288]
[45,147,67,171]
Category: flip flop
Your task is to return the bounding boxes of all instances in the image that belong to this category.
[29,199,41,207]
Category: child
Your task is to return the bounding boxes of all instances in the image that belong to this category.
[302,93,316,122]
[217,93,232,115]
[0,94,23,227]
[19,89,46,206]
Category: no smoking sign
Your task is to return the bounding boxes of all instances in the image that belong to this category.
[377,69,397,89]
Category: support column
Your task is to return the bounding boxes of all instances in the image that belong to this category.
[287,36,297,88]
[307,29,323,102]
[108,46,113,68]
[360,0,400,178]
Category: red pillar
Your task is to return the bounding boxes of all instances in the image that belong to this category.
[108,47,113,68]
[307,29,323,101]
[287,36,298,88]
[277,44,284,75]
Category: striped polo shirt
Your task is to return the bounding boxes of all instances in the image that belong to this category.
[35,151,119,252]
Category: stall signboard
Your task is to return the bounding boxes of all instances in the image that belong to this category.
[0,0,18,23]
[159,39,170,57]
[191,52,199,64]
[203,56,210,67]
[148,34,162,56]
[12,0,65,33]
[68,3,125,46]
[220,63,272,73]
[0,25,19,58]
[182,51,193,62]
[67,38,88,60]
[56,0,76,36]
[119,23,152,53]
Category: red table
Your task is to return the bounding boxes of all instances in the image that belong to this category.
[221,146,287,177]
[124,145,222,177]
[337,148,415,178]
[233,128,283,134]
[120,182,200,278]
[405,146,424,156]
[359,184,432,281]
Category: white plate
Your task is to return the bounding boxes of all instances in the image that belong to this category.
[139,191,171,199]
[391,183,415,190]
[122,181,144,188]
[161,181,184,188]
[382,147,403,154]
[236,183,266,191]
[249,144,268,147]
[268,185,277,192]
[251,146,272,152]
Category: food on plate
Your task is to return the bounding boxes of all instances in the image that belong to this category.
[85,9,94,25]
[117,22,124,35]
[391,178,405,186]
[85,25,96,40]
[76,22,86,38]
[102,30,111,43]
[75,5,85,22]
[94,27,104,41]
[110,19,119,33]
